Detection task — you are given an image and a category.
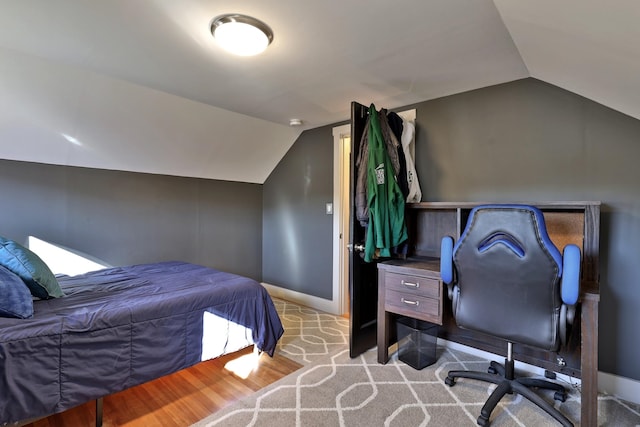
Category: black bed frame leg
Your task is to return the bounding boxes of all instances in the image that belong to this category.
[96,397,103,427]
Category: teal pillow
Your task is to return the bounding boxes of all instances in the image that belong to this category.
[0,236,64,299]
[0,265,34,318]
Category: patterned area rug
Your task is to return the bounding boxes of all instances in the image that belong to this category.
[193,299,640,427]
[271,298,350,365]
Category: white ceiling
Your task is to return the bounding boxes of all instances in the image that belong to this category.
[1,1,639,183]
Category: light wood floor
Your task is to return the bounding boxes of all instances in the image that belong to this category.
[25,347,302,427]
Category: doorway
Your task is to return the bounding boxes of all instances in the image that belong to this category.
[332,108,417,318]
[332,124,351,316]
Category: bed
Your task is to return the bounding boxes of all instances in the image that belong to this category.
[0,260,284,425]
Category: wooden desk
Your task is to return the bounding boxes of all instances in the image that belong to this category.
[376,201,600,427]
[377,258,442,364]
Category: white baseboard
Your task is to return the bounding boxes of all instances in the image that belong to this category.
[439,338,640,404]
[438,338,581,386]
[261,282,340,315]
[598,370,640,404]
[262,286,640,405]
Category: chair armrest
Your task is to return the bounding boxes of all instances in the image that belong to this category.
[441,236,454,284]
[561,244,581,306]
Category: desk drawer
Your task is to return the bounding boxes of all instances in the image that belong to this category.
[385,289,442,324]
[385,272,441,299]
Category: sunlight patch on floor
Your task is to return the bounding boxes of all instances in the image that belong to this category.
[224,349,261,380]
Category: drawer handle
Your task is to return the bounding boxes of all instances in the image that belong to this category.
[401,280,420,288]
[401,298,419,306]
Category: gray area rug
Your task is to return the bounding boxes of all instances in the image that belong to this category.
[193,299,640,426]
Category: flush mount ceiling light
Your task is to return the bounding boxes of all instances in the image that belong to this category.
[211,14,274,56]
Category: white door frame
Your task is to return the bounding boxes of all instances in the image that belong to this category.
[331,124,351,316]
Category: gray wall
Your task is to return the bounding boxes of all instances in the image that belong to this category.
[264,78,640,381]
[262,125,335,299]
[413,78,640,381]
[0,160,263,280]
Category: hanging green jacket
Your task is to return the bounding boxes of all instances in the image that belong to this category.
[364,104,408,262]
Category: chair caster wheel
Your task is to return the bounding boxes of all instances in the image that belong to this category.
[488,366,498,374]
[477,415,490,426]
[554,391,567,402]
[445,376,456,387]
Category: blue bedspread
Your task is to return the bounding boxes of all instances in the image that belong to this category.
[0,261,284,424]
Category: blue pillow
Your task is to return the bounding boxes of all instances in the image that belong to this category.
[0,236,64,299]
[0,265,34,318]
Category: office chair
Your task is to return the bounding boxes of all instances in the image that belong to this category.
[440,205,580,427]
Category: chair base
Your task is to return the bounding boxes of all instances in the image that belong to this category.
[445,360,573,427]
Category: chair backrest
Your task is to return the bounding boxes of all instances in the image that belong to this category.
[452,205,563,351]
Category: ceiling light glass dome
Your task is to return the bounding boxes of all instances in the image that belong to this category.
[211,14,274,56]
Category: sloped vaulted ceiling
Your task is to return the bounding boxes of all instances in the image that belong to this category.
[0,1,638,183]
[495,0,640,122]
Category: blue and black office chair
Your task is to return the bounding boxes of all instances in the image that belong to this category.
[440,205,580,427]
